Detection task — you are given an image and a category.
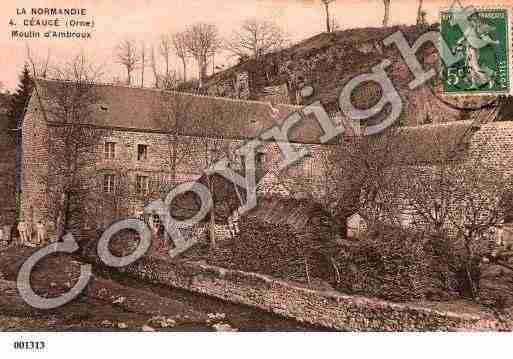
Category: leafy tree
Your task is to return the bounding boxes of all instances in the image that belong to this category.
[8,64,34,129]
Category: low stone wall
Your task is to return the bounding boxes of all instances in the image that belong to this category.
[89,254,511,331]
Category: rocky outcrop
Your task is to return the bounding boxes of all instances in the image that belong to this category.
[205,25,465,127]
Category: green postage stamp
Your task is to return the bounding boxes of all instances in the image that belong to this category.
[440,6,512,96]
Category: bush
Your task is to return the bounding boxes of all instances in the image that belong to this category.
[207,217,332,283]
[332,226,459,302]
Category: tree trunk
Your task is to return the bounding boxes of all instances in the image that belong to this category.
[330,256,341,284]
[417,0,424,25]
[304,256,311,285]
[182,59,187,82]
[325,3,331,33]
[207,176,216,249]
[170,143,177,184]
[341,220,348,239]
[463,238,479,300]
[141,65,145,88]
[209,210,216,249]
[63,193,71,236]
[383,0,391,27]
[199,58,208,88]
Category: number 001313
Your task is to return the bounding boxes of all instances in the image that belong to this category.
[13,341,45,350]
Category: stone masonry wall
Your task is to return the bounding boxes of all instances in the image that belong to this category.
[47,126,330,227]
[93,254,510,331]
[20,95,49,224]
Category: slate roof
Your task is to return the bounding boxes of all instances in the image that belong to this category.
[393,120,476,164]
[31,80,491,152]
[33,79,330,144]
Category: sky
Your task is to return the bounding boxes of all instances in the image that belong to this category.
[1,0,511,91]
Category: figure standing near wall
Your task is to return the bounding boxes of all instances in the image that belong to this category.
[3,225,12,245]
[36,220,46,246]
[17,220,28,246]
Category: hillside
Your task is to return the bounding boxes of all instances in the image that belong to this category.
[205,25,465,127]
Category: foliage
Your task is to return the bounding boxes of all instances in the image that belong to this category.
[8,64,34,129]
[333,226,456,301]
[208,217,331,283]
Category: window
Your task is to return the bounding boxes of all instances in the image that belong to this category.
[105,142,116,160]
[136,175,149,194]
[103,174,115,193]
[137,144,148,161]
[256,152,266,166]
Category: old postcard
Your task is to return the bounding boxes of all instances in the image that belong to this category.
[0,0,512,357]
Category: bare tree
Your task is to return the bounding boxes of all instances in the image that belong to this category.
[383,0,391,27]
[27,52,105,236]
[150,93,251,249]
[98,168,133,223]
[416,0,427,26]
[330,16,341,32]
[99,167,170,222]
[161,70,179,90]
[399,153,513,299]
[225,18,288,60]
[194,100,252,248]
[172,32,189,82]
[184,22,222,88]
[115,39,140,85]
[26,46,52,78]
[336,125,513,300]
[150,45,160,88]
[159,35,172,78]
[154,92,195,184]
[140,41,147,88]
[321,0,336,33]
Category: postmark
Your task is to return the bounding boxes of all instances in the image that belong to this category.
[440,5,512,96]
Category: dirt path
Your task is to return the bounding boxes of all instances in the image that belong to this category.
[0,246,327,331]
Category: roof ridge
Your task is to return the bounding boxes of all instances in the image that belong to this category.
[401,120,475,131]
[36,77,301,109]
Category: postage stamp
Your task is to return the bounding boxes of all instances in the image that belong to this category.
[440,6,512,96]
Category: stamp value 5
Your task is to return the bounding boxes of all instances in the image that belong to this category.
[440,6,511,96]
